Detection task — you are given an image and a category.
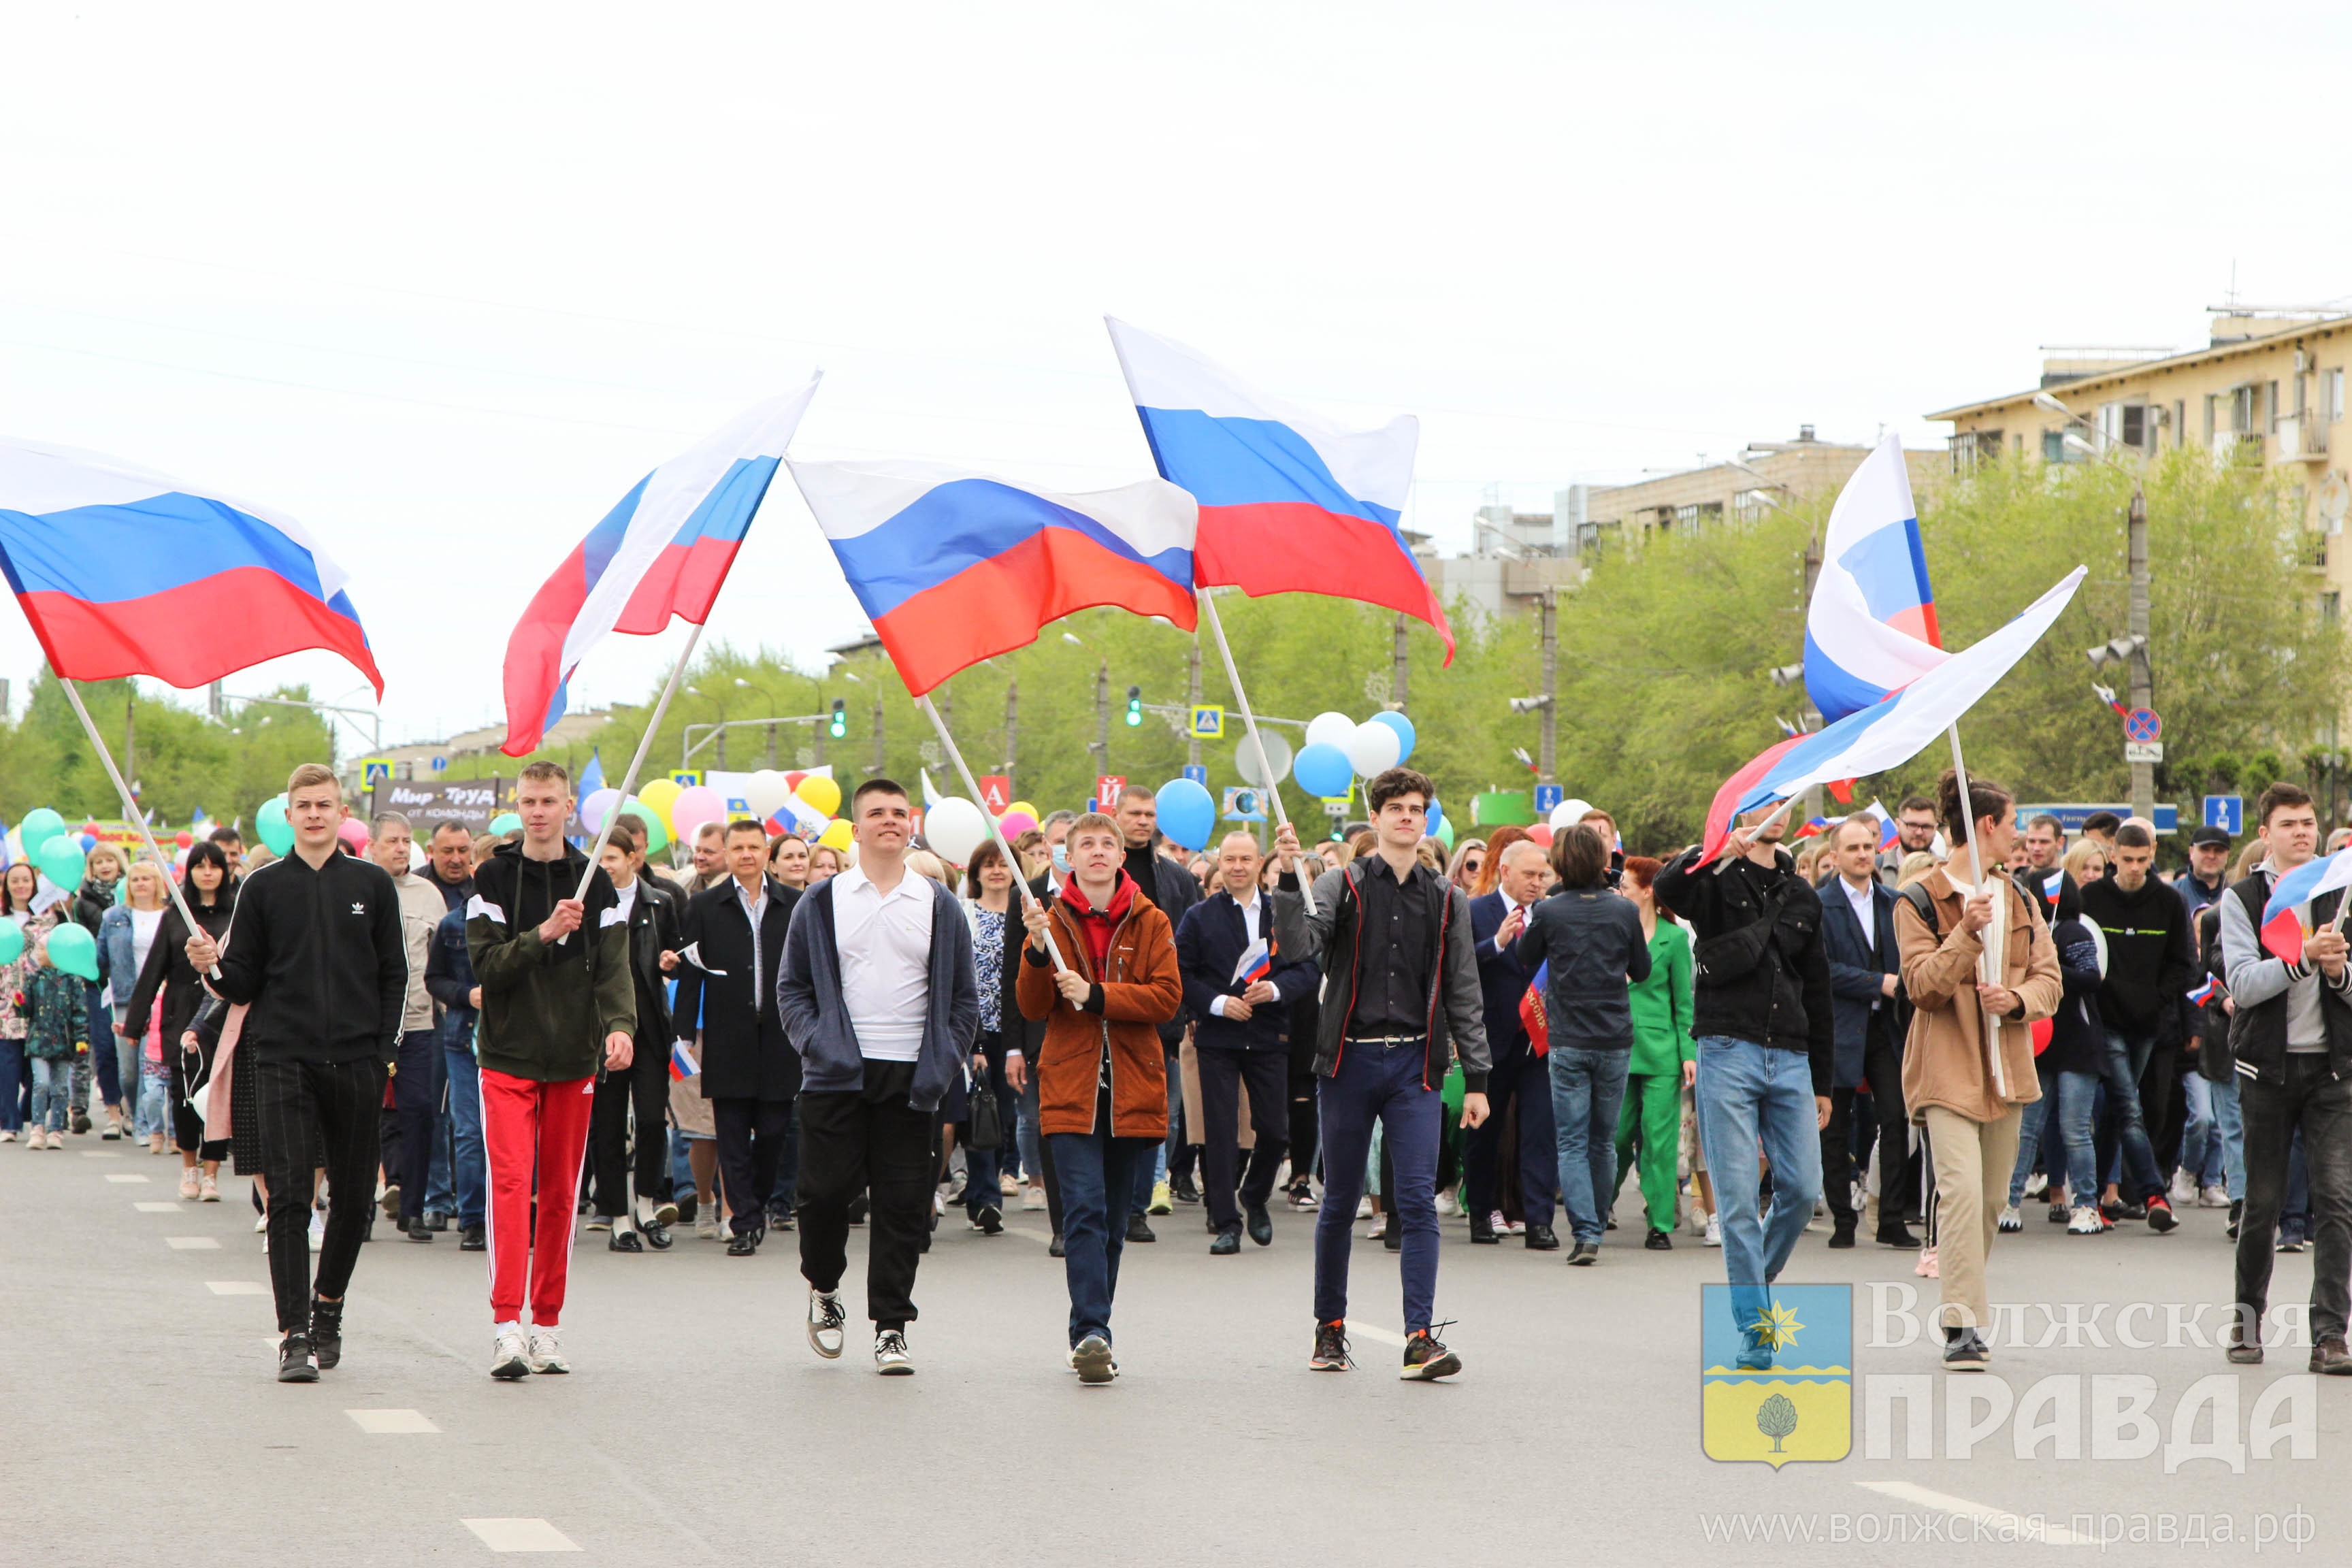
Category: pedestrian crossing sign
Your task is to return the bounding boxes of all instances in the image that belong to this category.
[1190,704,1224,739]
[1700,1284,1851,1468]
[670,770,701,788]
[359,758,392,784]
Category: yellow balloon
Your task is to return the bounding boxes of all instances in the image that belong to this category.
[817,818,853,852]
[638,777,683,828]
[796,774,843,819]
[1004,800,1037,821]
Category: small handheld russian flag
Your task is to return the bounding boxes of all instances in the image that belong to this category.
[2187,975,2221,1007]
[1231,937,1272,988]
[668,1040,700,1082]
[2259,848,2352,963]
[2043,870,2064,901]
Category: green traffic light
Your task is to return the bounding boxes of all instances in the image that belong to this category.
[1126,684,1143,727]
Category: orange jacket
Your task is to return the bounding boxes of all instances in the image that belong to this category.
[1015,882,1182,1139]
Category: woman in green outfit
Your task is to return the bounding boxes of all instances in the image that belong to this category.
[1612,855,1695,1248]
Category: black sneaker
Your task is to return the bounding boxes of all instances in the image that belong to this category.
[1171,1172,1200,1205]
[2227,1198,2242,1241]
[1567,1241,1598,1265]
[1399,1327,1461,1381]
[404,1218,434,1243]
[846,1194,869,1226]
[674,1192,698,1224]
[1942,1328,1990,1371]
[2146,1196,2179,1233]
[1049,1232,1065,1258]
[1468,1211,1499,1245]
[1645,1227,1672,1250]
[277,1331,319,1384]
[459,1224,487,1252]
[2225,1319,2264,1365]
[425,1212,450,1232]
[2278,1228,2308,1254]
[767,1205,796,1233]
[1126,1213,1156,1244]
[1878,1223,1923,1250]
[1828,1218,1856,1249]
[308,1296,344,1371]
[1309,1320,1352,1371]
[971,1206,1004,1235]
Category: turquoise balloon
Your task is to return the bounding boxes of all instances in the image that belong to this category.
[257,795,295,855]
[0,923,22,966]
[35,836,84,892]
[489,812,522,836]
[19,808,63,856]
[44,923,98,982]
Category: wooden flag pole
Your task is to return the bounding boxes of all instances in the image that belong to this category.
[917,693,1069,973]
[1198,590,1318,916]
[54,673,216,974]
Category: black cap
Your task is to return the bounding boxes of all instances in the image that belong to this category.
[2189,825,2232,849]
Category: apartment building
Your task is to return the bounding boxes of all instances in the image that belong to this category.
[1575,427,1944,556]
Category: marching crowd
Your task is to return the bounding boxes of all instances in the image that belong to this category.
[4,757,2345,1389]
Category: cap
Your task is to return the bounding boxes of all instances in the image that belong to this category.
[2189,825,2232,849]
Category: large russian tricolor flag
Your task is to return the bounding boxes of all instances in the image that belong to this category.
[789,458,1197,697]
[1804,434,1946,723]
[500,376,819,755]
[0,440,382,694]
[1104,317,1453,660]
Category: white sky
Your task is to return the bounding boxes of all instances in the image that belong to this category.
[5,1,2350,747]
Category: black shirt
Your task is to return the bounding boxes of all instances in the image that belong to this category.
[1123,842,1160,898]
[1350,854,1431,1035]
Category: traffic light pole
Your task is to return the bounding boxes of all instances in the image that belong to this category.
[1187,641,1202,769]
[1092,659,1109,778]
[2127,484,2154,823]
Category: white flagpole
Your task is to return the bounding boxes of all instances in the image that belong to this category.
[54,673,216,973]
[569,620,704,906]
[916,693,1069,973]
[1197,590,1318,917]
[1946,722,2005,1090]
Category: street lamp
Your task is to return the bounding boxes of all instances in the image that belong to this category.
[735,675,784,767]
[1767,664,1805,687]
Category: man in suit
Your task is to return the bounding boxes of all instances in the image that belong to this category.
[1176,831,1319,1254]
[591,817,683,1252]
[1466,838,1560,1249]
[672,819,800,1256]
[1819,815,1916,1250]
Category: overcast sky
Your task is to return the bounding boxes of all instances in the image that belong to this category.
[6,1,2350,747]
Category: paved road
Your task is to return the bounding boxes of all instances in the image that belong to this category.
[7,1141,2347,1564]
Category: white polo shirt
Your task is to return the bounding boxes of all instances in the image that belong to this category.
[832,862,935,1062]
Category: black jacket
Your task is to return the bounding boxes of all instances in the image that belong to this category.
[1126,842,1203,1047]
[1509,885,1652,1052]
[210,849,407,1067]
[467,840,634,1083]
[2077,873,2194,1044]
[1818,875,1908,1089]
[2040,915,2109,1078]
[674,875,800,1101]
[1177,889,1318,1054]
[1653,845,1835,1096]
[126,893,238,1049]
[617,876,681,1043]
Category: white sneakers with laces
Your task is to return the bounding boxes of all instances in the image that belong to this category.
[2068,1206,2104,1235]
[491,1326,532,1380]
[875,1328,913,1375]
[1997,1204,2022,1233]
[806,1289,847,1359]
[527,1327,568,1374]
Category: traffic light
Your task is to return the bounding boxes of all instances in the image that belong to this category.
[1125,685,1143,727]
[828,698,847,738]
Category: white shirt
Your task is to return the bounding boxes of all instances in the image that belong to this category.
[128,905,165,983]
[610,879,638,925]
[1490,889,1527,956]
[832,863,934,1062]
[1839,874,1882,1009]
[1209,889,1273,1018]
[733,877,770,1003]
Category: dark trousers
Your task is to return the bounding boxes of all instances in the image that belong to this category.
[1164,1045,1196,1182]
[390,1030,441,1226]
[2235,1056,2352,1343]
[1313,1040,1441,1333]
[1824,1034,1908,1225]
[250,1055,385,1333]
[1465,1043,1554,1228]
[713,1096,791,1238]
[796,1060,932,1328]
[1049,1122,1155,1345]
[1038,1125,1065,1238]
[592,1047,672,1217]
[1288,1070,1318,1186]
[764,1100,800,1217]
[1197,1043,1288,1232]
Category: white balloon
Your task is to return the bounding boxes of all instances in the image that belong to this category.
[1233,726,1294,789]
[1305,710,1356,753]
[1550,797,1595,829]
[1345,720,1403,778]
[924,798,990,866]
[745,768,796,819]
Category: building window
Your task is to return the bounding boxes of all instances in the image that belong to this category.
[2043,429,2065,464]
[2328,368,2345,425]
[2323,591,2340,626]
[1673,502,1722,531]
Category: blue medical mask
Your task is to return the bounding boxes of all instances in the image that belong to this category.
[1051,843,1070,872]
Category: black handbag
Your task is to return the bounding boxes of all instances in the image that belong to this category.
[966,1066,1003,1152]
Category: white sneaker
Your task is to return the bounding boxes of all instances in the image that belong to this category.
[2170,1170,2198,1207]
[1071,1332,1117,1384]
[1997,1204,2022,1232]
[2023,1171,2048,1200]
[254,1214,268,1235]
[490,1326,532,1381]
[0,1129,14,1143]
[1365,1214,1386,1240]
[527,1327,568,1375]
[178,1168,199,1200]
[1355,1196,1373,1221]
[307,1210,325,1253]
[1020,1186,1046,1212]
[2199,1184,2230,1209]
[874,1328,913,1375]
[1704,1215,1722,1247]
[2068,1205,2104,1235]
[1688,1206,1710,1239]
[806,1289,847,1360]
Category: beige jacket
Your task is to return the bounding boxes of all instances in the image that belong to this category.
[1895,865,2061,1125]
[391,873,446,1034]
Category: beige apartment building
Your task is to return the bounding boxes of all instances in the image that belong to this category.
[1575,426,1946,553]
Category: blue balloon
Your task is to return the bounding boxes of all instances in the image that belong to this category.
[1424,798,1446,841]
[1368,710,1416,766]
[1293,742,1354,800]
[1153,778,1217,853]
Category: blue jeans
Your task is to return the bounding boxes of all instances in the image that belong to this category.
[29,1056,74,1133]
[1313,1041,1441,1333]
[88,991,118,1105]
[1048,1125,1155,1345]
[2006,1058,2060,1207]
[2091,1029,2166,1200]
[1548,1045,1629,1245]
[2206,1074,2245,1201]
[442,1037,486,1228]
[0,1039,23,1132]
[136,1061,170,1140]
[1693,1036,1823,1338]
[1015,1068,1041,1186]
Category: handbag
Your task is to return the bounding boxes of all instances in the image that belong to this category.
[966,1065,1003,1152]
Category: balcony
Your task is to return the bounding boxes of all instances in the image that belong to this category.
[2277,411,2331,463]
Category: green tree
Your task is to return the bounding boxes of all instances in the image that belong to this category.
[1757,1392,1799,1453]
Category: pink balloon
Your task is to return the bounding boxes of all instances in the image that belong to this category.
[670,785,729,838]
[337,818,370,853]
[996,810,1038,838]
[1526,823,1554,847]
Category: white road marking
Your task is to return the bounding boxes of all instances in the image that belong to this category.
[166,1236,221,1250]
[103,1173,149,1183]
[461,1518,581,1552]
[206,1280,269,1296]
[1344,1319,1408,1348]
[133,1201,178,1213]
[81,1150,122,1158]
[1855,1481,2091,1546]
[347,1408,439,1434]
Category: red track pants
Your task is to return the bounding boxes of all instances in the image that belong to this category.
[480,1068,596,1327]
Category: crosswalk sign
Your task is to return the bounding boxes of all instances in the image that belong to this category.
[1190,704,1224,739]
[359,758,392,785]
[670,770,702,788]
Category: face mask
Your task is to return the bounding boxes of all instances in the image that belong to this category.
[1051,843,1070,872]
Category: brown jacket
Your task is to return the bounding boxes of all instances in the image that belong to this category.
[1895,865,2062,1125]
[1015,881,1183,1139]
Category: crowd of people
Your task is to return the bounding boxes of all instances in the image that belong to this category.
[5,757,2344,1388]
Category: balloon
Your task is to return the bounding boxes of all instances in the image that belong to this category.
[77,832,97,852]
[1293,742,1354,800]
[36,837,84,891]
[783,771,808,791]
[996,810,1038,840]
[745,769,796,820]
[45,923,98,982]
[923,798,990,866]
[19,808,64,856]
[1233,728,1293,789]
[1550,798,1594,830]
[670,786,730,840]
[579,788,620,835]
[1367,709,1416,765]
[1345,721,1403,779]
[488,812,523,836]
[817,819,853,852]
[638,778,684,830]
[1433,818,1456,851]
[795,774,843,819]
[1304,711,1355,753]
[0,924,20,966]
[1154,779,1217,852]
[174,831,193,849]
[1004,801,1037,823]
[1424,798,1446,843]
[257,796,295,855]
[617,798,670,856]
[337,818,370,855]
[1526,823,1554,847]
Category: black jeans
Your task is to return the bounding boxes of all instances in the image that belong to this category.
[796,1060,934,1328]
[249,1055,384,1333]
[2236,1055,2352,1343]
[1464,1043,1554,1228]
[1196,1044,1288,1232]
[1288,1070,1318,1186]
[713,1096,792,1238]
[390,1030,442,1226]
[592,1047,672,1218]
[1824,1034,1908,1225]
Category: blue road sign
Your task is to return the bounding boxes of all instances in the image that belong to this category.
[2125,708,2162,744]
[1181,764,1207,786]
[429,756,448,772]
[1533,784,1564,815]
[2204,795,2243,836]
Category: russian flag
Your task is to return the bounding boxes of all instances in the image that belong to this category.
[1803,435,1947,723]
[1105,318,1453,661]
[501,378,819,755]
[2258,848,2352,963]
[0,440,380,694]
[789,458,1198,697]
[2187,975,2221,1007]
[1863,798,1900,852]
[668,1040,700,1082]
[1233,936,1273,988]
